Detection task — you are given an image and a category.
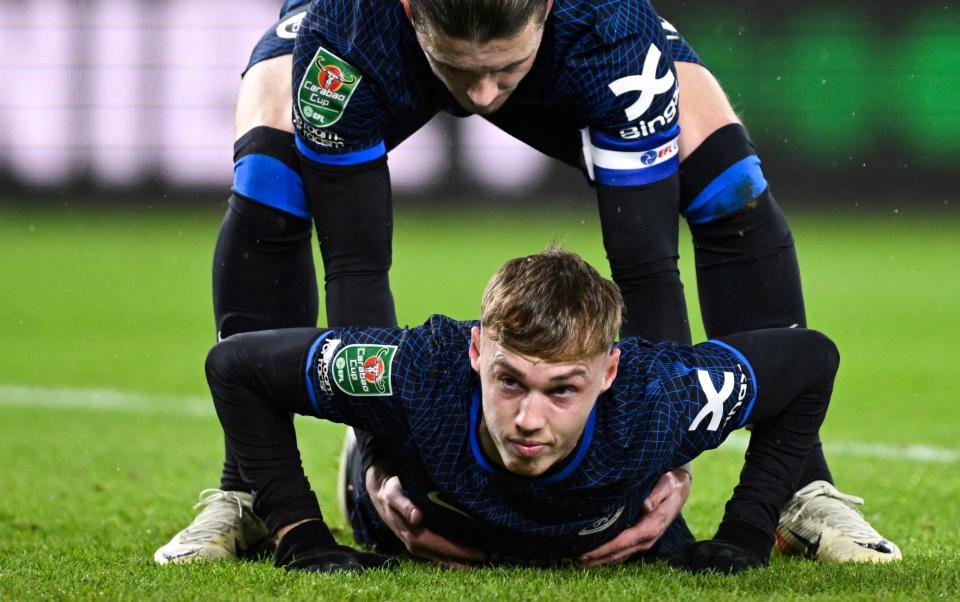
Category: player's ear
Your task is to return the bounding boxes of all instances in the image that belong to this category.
[399,0,413,24]
[469,326,482,373]
[601,347,620,391]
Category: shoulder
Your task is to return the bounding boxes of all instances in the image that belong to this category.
[550,1,680,181]
[293,0,429,153]
[550,0,663,45]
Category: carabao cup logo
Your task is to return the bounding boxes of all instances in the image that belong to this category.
[317,63,356,92]
[331,344,397,396]
[361,349,391,392]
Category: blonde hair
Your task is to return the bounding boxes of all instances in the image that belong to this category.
[480,247,623,361]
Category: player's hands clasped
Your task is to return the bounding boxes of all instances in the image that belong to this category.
[668,539,768,574]
[577,468,692,566]
[365,462,487,569]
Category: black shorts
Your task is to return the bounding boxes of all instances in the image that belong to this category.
[243,1,311,75]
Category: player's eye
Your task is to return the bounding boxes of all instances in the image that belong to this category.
[551,385,577,396]
[498,375,522,389]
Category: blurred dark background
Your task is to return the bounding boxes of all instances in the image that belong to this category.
[1,0,957,208]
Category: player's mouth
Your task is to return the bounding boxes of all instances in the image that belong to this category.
[509,439,548,458]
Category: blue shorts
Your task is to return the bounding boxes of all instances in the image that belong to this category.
[243,1,311,75]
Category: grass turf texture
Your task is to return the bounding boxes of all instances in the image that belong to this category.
[1,204,958,600]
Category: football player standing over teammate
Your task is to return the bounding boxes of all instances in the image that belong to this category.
[154,0,900,567]
[196,247,844,574]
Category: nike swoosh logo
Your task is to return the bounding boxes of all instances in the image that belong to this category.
[162,549,200,561]
[426,491,473,520]
[787,528,822,557]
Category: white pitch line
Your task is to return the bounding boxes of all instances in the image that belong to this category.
[0,384,211,417]
[720,432,960,465]
[1,384,958,464]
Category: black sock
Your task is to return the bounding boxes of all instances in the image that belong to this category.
[690,192,806,336]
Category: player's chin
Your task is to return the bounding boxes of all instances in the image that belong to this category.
[462,95,511,116]
[503,450,554,476]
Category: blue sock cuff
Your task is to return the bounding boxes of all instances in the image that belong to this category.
[683,155,768,225]
[232,127,309,220]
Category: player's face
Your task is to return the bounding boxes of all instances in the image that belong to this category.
[412,19,545,115]
[469,326,620,477]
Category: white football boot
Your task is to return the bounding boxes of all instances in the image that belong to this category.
[154,489,270,564]
[776,480,902,563]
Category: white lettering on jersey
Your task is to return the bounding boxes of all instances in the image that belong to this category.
[660,18,681,41]
[721,365,749,429]
[276,11,307,40]
[317,338,341,398]
[689,370,735,432]
[608,45,676,122]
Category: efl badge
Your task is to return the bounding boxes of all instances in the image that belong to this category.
[297,46,361,128]
[332,344,398,396]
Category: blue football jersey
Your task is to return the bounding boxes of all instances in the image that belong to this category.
[303,314,757,561]
[292,0,687,187]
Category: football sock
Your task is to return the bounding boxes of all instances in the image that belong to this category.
[681,124,806,337]
[690,192,806,335]
[213,195,318,492]
[214,130,320,492]
[681,124,832,488]
[213,194,319,338]
[233,126,310,219]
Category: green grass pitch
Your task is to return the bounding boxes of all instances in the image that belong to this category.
[0,204,958,600]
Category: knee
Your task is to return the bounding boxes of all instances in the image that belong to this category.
[812,330,841,376]
[205,334,255,392]
[800,329,841,385]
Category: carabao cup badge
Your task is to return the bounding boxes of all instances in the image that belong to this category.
[332,344,398,396]
[297,46,361,128]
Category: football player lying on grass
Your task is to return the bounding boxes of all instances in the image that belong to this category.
[166,247,847,574]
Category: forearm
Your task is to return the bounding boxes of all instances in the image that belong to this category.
[296,149,397,328]
[595,176,690,343]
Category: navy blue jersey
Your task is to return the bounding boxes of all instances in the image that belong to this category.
[292,0,697,187]
[303,314,756,560]
[244,3,310,75]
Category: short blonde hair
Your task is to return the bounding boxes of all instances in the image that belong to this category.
[480,247,623,361]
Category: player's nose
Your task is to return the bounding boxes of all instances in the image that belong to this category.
[515,394,546,433]
[466,74,499,109]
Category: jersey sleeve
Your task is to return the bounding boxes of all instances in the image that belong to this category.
[657,340,758,466]
[564,3,681,187]
[302,316,463,441]
[292,5,389,164]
